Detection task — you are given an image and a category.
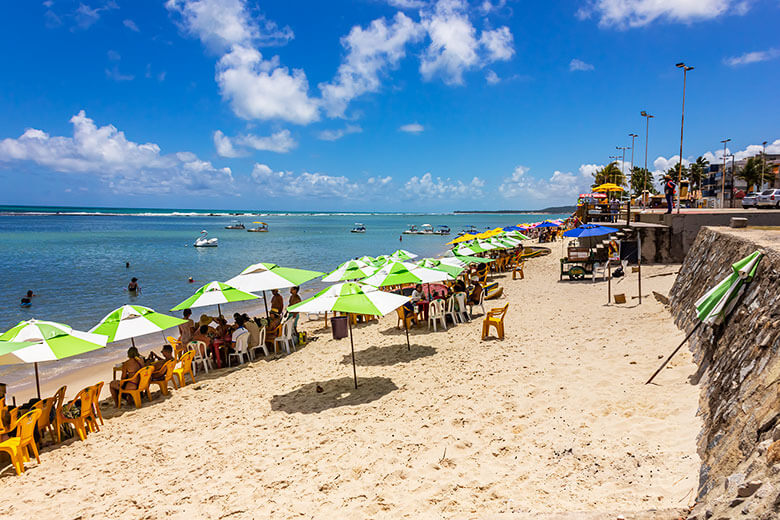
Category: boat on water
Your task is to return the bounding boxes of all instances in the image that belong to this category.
[457,225,478,236]
[247,221,268,232]
[225,219,245,230]
[403,224,450,235]
[351,223,366,233]
[194,230,218,247]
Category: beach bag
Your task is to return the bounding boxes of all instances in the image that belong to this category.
[613,266,624,278]
[297,331,307,345]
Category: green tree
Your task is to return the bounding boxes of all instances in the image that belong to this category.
[737,156,763,192]
[686,156,709,194]
[630,167,658,197]
[592,161,626,187]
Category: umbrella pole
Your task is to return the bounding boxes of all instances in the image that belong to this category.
[404,316,411,351]
[637,232,643,305]
[218,304,222,317]
[348,316,358,389]
[607,262,612,304]
[131,337,136,348]
[263,291,269,319]
[34,362,41,400]
[646,320,704,385]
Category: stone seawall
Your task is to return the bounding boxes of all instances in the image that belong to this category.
[668,227,780,519]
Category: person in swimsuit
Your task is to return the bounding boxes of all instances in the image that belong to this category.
[127,277,140,293]
[110,347,145,405]
[20,290,34,307]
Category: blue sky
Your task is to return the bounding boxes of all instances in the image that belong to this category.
[0,0,778,211]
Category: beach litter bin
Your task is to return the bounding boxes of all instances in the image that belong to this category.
[331,316,348,340]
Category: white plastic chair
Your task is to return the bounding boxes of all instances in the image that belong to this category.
[249,327,268,359]
[228,333,250,366]
[591,262,609,282]
[188,340,211,374]
[274,319,296,354]
[444,296,458,326]
[468,290,486,318]
[454,292,470,323]
[427,300,447,332]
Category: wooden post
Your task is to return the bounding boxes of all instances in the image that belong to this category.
[608,262,612,304]
[348,316,358,389]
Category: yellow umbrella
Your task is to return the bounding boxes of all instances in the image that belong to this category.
[593,183,622,192]
[448,233,478,244]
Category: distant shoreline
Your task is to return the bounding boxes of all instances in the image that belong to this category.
[454,206,576,215]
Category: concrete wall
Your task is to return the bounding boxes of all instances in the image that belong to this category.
[667,227,780,519]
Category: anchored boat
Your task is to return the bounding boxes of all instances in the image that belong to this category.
[225,220,245,230]
[351,223,366,233]
[247,221,268,232]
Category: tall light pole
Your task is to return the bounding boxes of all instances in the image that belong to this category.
[720,138,731,208]
[760,140,768,190]
[641,111,654,206]
[675,62,694,213]
[628,133,638,222]
[726,154,735,208]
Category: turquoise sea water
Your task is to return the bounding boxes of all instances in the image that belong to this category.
[0,207,566,389]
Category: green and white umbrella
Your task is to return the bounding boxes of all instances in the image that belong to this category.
[322,260,376,282]
[171,281,258,315]
[288,282,410,388]
[357,256,377,265]
[505,231,530,241]
[416,258,464,278]
[695,250,763,325]
[226,262,324,316]
[361,261,422,288]
[388,249,418,261]
[90,305,187,346]
[453,242,487,256]
[0,319,108,398]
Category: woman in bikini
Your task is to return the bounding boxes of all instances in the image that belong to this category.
[109,346,145,405]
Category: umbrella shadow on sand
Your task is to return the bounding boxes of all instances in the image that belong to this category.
[340,344,436,367]
[270,376,397,414]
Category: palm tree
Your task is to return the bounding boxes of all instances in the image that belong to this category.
[737,156,763,192]
[687,156,709,195]
[630,166,658,197]
[592,162,626,187]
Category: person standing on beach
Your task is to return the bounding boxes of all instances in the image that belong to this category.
[178,309,195,346]
[271,289,284,314]
[663,175,676,214]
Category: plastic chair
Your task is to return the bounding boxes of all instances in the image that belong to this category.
[48,386,68,443]
[228,333,251,366]
[32,396,56,440]
[0,409,42,475]
[274,319,296,355]
[427,300,447,332]
[443,296,458,326]
[115,366,154,409]
[0,402,19,438]
[150,360,177,396]
[172,350,196,388]
[188,340,211,374]
[91,381,105,425]
[512,260,525,280]
[166,336,184,358]
[468,289,486,318]
[249,327,268,359]
[396,307,417,329]
[454,292,470,323]
[482,303,509,340]
[58,387,99,441]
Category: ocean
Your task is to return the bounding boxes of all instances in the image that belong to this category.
[0,206,567,390]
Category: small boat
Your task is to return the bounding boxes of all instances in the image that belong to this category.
[458,225,478,236]
[436,225,451,235]
[484,281,503,300]
[225,220,245,230]
[247,221,268,232]
[194,230,218,247]
[402,224,418,234]
[419,224,435,234]
[351,223,366,233]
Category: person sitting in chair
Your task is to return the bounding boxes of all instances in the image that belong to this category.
[110,346,145,404]
[149,345,175,379]
[468,279,483,305]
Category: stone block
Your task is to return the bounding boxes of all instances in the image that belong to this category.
[737,480,762,497]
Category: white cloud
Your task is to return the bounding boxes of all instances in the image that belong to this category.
[654,139,780,172]
[317,124,363,141]
[399,123,424,133]
[387,0,427,8]
[724,48,780,67]
[653,155,690,173]
[500,164,596,200]
[479,0,506,14]
[214,129,297,156]
[403,172,484,199]
[0,111,233,194]
[320,13,424,117]
[216,45,319,124]
[579,0,745,28]
[74,2,117,30]
[420,0,514,85]
[105,66,134,82]
[123,19,139,32]
[251,163,362,199]
[569,58,594,71]
[485,70,500,84]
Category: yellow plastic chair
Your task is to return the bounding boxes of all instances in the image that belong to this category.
[482,303,509,340]
[395,307,417,329]
[0,399,19,438]
[115,366,154,409]
[0,409,42,475]
[58,387,100,441]
[31,397,56,442]
[48,386,68,443]
[172,350,196,388]
[90,381,105,426]
[167,336,184,358]
[150,360,176,396]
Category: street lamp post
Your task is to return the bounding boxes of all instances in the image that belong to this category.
[641,111,654,206]
[616,146,629,223]
[675,62,694,214]
[628,133,638,223]
[720,138,731,208]
[760,140,768,190]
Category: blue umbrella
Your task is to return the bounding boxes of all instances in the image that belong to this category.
[563,224,618,238]
[502,225,523,232]
[535,221,560,229]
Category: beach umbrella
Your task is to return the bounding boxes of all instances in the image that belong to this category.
[388,249,418,261]
[226,262,324,316]
[505,231,531,241]
[562,224,618,238]
[171,281,258,316]
[448,233,478,245]
[534,221,560,229]
[357,256,376,265]
[442,251,494,265]
[361,262,424,350]
[416,258,464,278]
[322,260,376,282]
[288,282,411,387]
[647,250,764,384]
[373,255,390,266]
[90,305,187,347]
[0,319,108,398]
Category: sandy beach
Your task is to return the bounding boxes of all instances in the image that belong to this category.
[0,251,701,518]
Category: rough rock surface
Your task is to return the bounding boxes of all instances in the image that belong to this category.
[668,227,780,519]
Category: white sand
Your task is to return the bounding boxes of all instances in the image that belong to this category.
[0,252,701,518]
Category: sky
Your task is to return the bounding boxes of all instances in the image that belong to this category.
[0,0,778,212]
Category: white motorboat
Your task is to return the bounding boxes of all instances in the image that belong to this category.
[350,223,366,233]
[194,230,218,247]
[247,221,268,232]
[225,219,245,229]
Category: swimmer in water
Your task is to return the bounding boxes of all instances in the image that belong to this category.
[20,290,34,307]
[128,277,140,293]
